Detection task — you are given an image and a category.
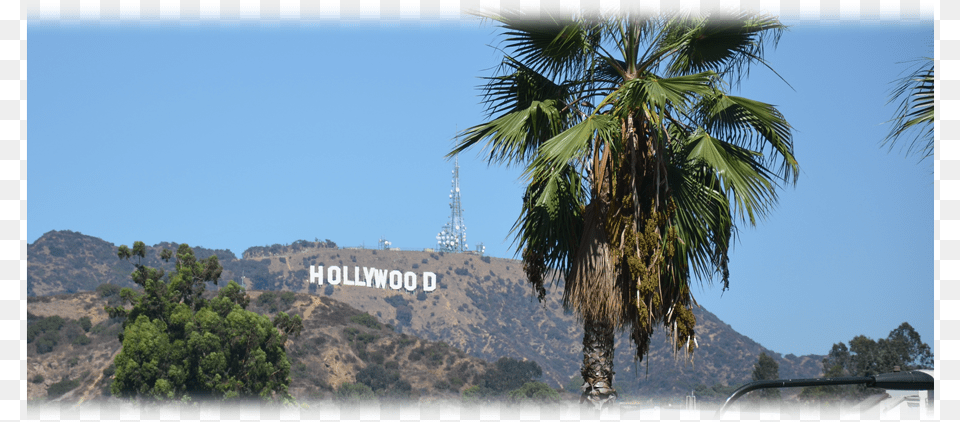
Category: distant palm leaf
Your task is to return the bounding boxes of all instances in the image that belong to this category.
[883,58,934,162]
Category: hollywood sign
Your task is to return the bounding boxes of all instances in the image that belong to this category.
[308,265,437,292]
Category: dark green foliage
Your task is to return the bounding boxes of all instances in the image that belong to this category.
[454,268,469,276]
[103,364,115,377]
[68,357,79,367]
[28,315,65,343]
[78,316,92,332]
[565,374,584,393]
[323,285,334,296]
[280,291,296,307]
[35,331,59,354]
[506,381,560,404]
[416,291,427,301]
[108,242,303,402]
[31,374,44,384]
[356,364,401,394]
[97,283,122,298]
[335,382,375,404]
[476,357,543,394]
[481,256,491,264]
[799,322,932,404]
[47,376,81,399]
[349,313,381,330]
[751,353,780,400]
[462,385,496,404]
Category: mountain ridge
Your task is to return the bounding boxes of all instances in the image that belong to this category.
[27,230,824,397]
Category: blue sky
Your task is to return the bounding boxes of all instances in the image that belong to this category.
[28,18,932,359]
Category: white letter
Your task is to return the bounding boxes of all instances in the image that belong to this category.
[423,272,436,292]
[374,269,388,288]
[310,265,324,285]
[363,267,376,287]
[327,266,341,285]
[354,266,363,287]
[403,272,417,292]
[343,266,354,285]
[389,270,403,290]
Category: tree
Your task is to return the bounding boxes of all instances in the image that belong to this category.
[453,11,796,409]
[506,381,561,405]
[476,357,544,394]
[883,57,933,162]
[107,241,303,402]
[751,352,781,400]
[799,322,931,403]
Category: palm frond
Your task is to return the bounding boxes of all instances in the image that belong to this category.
[657,12,787,88]
[512,163,586,297]
[526,114,620,181]
[486,11,601,81]
[697,91,798,183]
[684,130,779,225]
[883,58,934,161]
[613,72,716,114]
[451,98,566,166]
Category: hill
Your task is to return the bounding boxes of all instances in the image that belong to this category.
[27,230,823,399]
[27,289,513,403]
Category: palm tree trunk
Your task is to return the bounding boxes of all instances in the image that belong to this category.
[580,317,617,410]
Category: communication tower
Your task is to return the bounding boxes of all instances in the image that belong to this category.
[437,155,468,253]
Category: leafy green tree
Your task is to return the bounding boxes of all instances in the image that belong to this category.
[751,352,781,400]
[453,11,796,409]
[335,382,376,405]
[506,381,561,404]
[799,322,931,403]
[476,357,544,394]
[107,241,303,402]
[883,58,933,161]
[461,385,496,405]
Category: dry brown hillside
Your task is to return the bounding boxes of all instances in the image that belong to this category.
[27,289,499,403]
[28,231,824,399]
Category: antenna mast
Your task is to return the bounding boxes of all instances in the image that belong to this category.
[437,154,468,253]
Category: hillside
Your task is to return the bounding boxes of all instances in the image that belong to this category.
[27,289,504,403]
[27,230,824,398]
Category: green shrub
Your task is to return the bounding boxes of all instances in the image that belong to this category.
[35,331,59,354]
[506,382,560,404]
[96,283,122,298]
[47,377,80,399]
[72,335,91,346]
[462,385,495,405]
[102,364,115,377]
[335,382,376,403]
[78,317,92,332]
[280,291,296,306]
[349,313,381,330]
[30,374,44,384]
[68,357,79,367]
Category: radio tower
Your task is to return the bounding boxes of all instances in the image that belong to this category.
[437,155,468,253]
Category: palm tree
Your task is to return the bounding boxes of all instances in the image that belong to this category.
[883,57,934,161]
[451,12,798,410]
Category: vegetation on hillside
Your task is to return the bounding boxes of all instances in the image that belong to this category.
[105,241,303,402]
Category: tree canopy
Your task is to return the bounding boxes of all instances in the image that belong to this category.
[107,241,303,402]
[798,322,932,404]
[750,352,781,400]
[453,10,796,408]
